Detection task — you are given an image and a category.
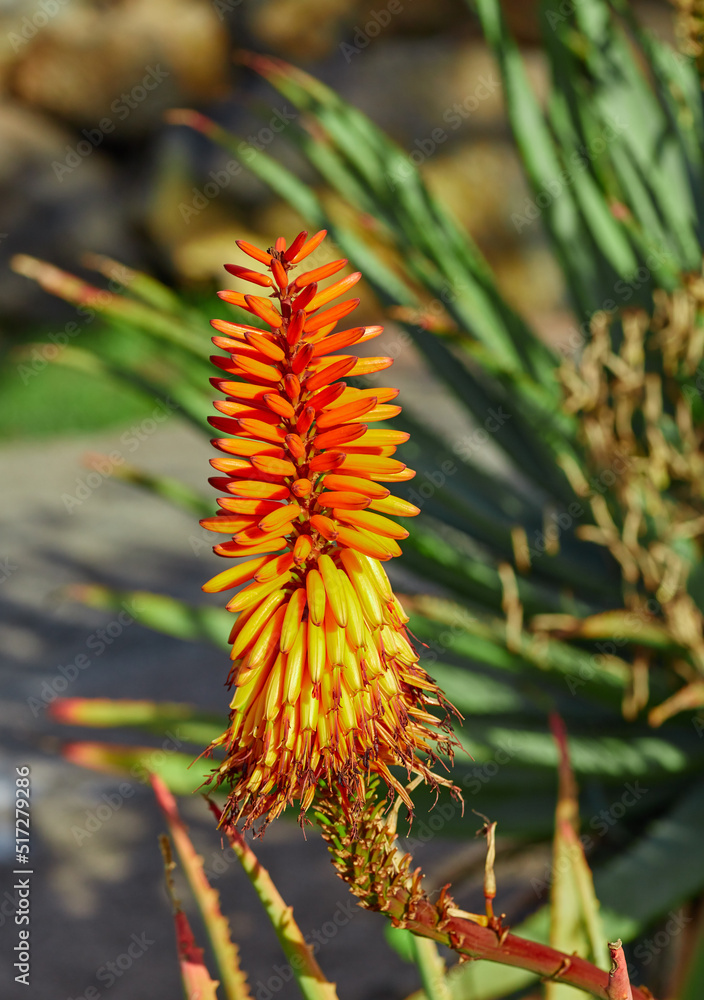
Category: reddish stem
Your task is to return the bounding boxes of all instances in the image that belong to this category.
[398,896,653,1000]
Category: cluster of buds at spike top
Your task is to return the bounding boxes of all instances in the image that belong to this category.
[201,230,460,830]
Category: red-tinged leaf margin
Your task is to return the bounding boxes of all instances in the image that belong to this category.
[207,799,340,1000]
[160,834,220,1000]
[60,739,211,796]
[152,775,252,1000]
[549,713,609,976]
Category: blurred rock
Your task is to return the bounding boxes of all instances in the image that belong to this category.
[246,0,463,59]
[492,246,565,319]
[143,128,231,257]
[367,0,468,37]
[424,140,522,242]
[439,39,549,122]
[500,0,542,43]
[173,225,269,283]
[0,98,67,181]
[247,0,354,61]
[0,100,141,321]
[6,0,230,135]
[173,203,381,315]
[2,0,651,339]
[311,35,548,151]
[426,42,507,129]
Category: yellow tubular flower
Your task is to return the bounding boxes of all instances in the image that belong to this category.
[202,231,459,830]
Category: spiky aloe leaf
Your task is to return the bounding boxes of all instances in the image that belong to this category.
[207,800,340,1000]
[63,584,231,649]
[100,461,211,516]
[153,776,252,1000]
[546,715,608,1000]
[159,835,223,1000]
[62,741,212,795]
[50,698,224,747]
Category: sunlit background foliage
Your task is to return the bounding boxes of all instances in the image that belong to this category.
[4,1,704,997]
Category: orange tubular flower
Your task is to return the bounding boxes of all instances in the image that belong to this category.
[202,231,459,830]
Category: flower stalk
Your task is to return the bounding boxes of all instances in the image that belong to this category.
[315,781,654,1000]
